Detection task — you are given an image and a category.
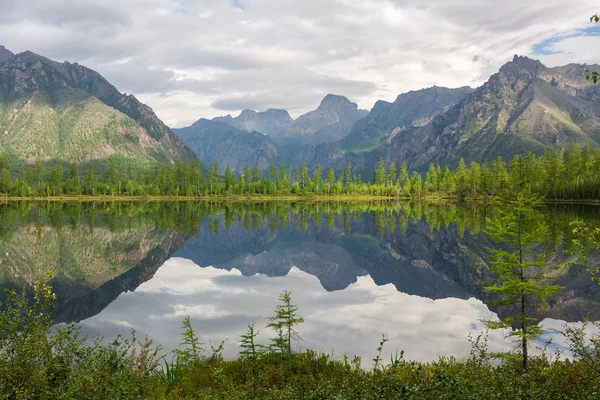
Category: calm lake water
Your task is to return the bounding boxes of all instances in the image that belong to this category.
[1,201,599,363]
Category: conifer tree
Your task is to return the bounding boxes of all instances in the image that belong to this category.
[266,290,304,355]
[398,161,409,187]
[313,164,322,195]
[482,191,563,370]
[239,321,264,359]
[325,168,335,195]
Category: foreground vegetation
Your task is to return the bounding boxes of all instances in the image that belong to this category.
[1,279,600,400]
[1,143,599,201]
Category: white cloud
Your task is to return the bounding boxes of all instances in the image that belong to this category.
[1,0,599,127]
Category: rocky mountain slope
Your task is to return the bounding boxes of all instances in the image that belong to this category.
[0,47,195,163]
[272,94,368,149]
[389,56,600,168]
[0,46,13,65]
[214,108,293,135]
[174,118,289,172]
[295,56,600,174]
[341,86,474,151]
[212,94,368,157]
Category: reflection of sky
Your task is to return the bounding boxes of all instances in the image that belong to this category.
[80,257,599,364]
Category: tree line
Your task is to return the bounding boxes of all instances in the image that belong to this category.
[0,143,599,199]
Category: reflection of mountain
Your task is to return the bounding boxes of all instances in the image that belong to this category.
[1,203,599,327]
[176,212,600,323]
[0,224,186,323]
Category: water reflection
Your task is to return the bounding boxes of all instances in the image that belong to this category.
[0,201,599,361]
[81,258,510,362]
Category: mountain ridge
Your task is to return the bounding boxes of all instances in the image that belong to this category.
[174,118,290,172]
[0,47,196,163]
[294,56,600,174]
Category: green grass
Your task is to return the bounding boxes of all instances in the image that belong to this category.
[1,281,600,399]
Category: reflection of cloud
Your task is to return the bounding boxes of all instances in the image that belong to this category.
[80,258,498,362]
[80,257,597,365]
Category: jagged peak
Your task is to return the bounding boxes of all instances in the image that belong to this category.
[239,109,258,118]
[0,45,14,65]
[504,55,545,72]
[263,108,292,116]
[318,94,357,110]
[394,86,473,103]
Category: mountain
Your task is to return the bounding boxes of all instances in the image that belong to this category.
[341,86,474,151]
[0,47,195,163]
[293,86,472,173]
[296,56,600,174]
[0,45,13,65]
[173,118,289,172]
[214,108,293,135]
[272,94,368,151]
[380,55,600,169]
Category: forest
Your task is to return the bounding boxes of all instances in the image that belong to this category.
[0,143,598,200]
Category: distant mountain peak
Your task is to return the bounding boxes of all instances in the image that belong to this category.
[239,109,258,117]
[503,54,545,74]
[263,108,292,117]
[318,94,357,110]
[212,107,293,135]
[0,45,15,65]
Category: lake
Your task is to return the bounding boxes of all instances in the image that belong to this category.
[1,201,599,364]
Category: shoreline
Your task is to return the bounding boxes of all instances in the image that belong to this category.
[0,194,598,204]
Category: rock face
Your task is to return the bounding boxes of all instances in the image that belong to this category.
[0,45,14,65]
[212,95,368,158]
[295,56,600,174]
[173,118,289,172]
[341,86,474,151]
[273,94,368,151]
[382,55,600,170]
[214,108,293,135]
[0,49,196,163]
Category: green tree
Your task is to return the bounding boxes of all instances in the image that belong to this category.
[266,290,304,355]
[300,162,310,188]
[373,158,386,185]
[410,172,423,199]
[65,164,81,195]
[313,164,323,195]
[482,192,562,370]
[49,162,63,196]
[398,161,409,187]
[84,165,97,195]
[325,168,335,195]
[387,162,397,187]
[239,322,264,359]
[224,165,235,192]
[268,161,278,193]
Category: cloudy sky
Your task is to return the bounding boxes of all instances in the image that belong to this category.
[1,0,600,127]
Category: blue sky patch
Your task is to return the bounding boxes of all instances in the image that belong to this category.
[532,25,600,56]
[170,1,189,15]
[233,0,246,10]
